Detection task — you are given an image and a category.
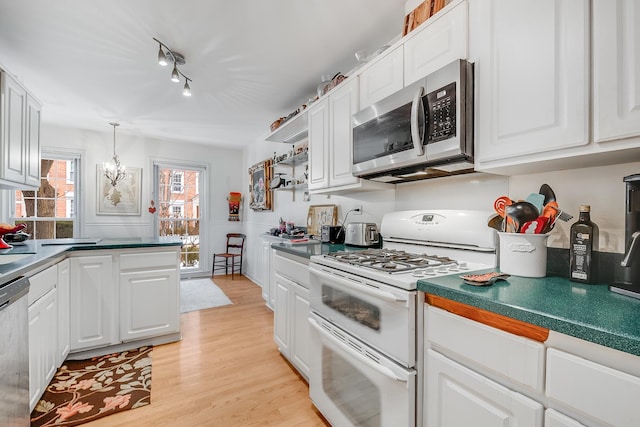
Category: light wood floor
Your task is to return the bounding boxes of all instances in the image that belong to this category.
[85,275,330,427]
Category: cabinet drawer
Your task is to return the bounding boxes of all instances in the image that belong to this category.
[426,305,545,392]
[546,348,640,426]
[28,264,57,305]
[274,253,309,288]
[119,251,178,271]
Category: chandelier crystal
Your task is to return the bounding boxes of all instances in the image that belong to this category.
[103,122,126,187]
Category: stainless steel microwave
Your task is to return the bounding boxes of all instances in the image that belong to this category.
[352,59,474,183]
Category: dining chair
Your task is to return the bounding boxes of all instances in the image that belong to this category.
[212,233,246,279]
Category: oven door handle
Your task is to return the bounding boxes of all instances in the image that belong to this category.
[309,317,408,383]
[310,267,407,303]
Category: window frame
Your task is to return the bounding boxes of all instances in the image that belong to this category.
[10,150,82,239]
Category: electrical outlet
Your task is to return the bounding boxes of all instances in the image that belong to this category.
[352,205,363,215]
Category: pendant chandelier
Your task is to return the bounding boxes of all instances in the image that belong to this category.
[103,122,126,187]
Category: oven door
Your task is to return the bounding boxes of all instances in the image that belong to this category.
[309,264,416,367]
[309,311,416,427]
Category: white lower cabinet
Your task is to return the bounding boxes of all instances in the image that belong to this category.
[272,252,311,380]
[28,264,59,411]
[56,258,70,365]
[425,349,543,427]
[546,348,640,427]
[69,247,180,353]
[260,237,277,309]
[545,409,587,427]
[119,251,179,342]
[28,287,57,411]
[69,254,116,351]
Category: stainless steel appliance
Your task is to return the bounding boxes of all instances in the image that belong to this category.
[321,225,344,244]
[610,173,640,299]
[308,210,496,427]
[352,59,474,183]
[0,276,30,426]
[344,222,379,247]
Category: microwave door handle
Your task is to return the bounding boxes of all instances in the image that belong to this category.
[411,86,426,157]
[308,316,408,382]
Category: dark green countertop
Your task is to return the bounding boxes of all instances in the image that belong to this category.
[418,270,640,357]
[0,237,182,283]
[271,241,366,258]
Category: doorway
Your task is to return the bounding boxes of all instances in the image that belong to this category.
[154,163,206,277]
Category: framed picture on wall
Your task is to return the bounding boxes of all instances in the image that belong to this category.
[248,159,272,211]
[96,166,142,215]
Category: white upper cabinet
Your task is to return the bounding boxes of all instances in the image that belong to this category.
[359,46,404,110]
[0,70,41,189]
[308,97,330,191]
[404,0,469,86]
[593,0,640,143]
[471,0,590,172]
[329,79,360,188]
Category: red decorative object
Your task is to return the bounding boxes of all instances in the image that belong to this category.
[148,200,157,214]
[0,223,27,249]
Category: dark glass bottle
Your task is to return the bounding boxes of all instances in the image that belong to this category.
[569,205,599,283]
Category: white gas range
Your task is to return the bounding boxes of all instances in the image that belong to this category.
[307,210,497,427]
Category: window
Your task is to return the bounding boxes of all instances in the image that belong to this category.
[172,171,184,193]
[12,156,79,239]
[66,160,75,184]
[172,204,183,217]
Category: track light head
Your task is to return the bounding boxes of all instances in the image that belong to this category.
[171,63,180,82]
[157,44,168,66]
[183,79,191,97]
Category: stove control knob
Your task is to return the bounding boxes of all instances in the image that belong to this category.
[437,266,449,273]
[458,262,468,269]
[424,267,437,275]
[412,270,424,277]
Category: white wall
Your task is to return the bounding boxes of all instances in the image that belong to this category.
[39,123,244,274]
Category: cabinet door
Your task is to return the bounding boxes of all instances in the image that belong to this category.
[57,259,70,365]
[1,72,26,184]
[269,248,276,309]
[546,348,640,427]
[261,240,271,305]
[329,79,359,188]
[69,255,116,351]
[290,281,310,380]
[593,0,640,142]
[29,288,57,411]
[273,274,290,357]
[25,94,41,187]
[119,268,179,341]
[308,98,330,191]
[471,0,589,166]
[359,46,404,109]
[425,349,543,427]
[404,0,468,86]
[545,409,587,427]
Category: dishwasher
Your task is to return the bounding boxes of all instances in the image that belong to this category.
[0,276,30,426]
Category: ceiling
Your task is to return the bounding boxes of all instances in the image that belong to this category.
[0,0,405,149]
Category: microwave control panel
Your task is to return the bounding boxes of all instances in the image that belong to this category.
[426,82,457,143]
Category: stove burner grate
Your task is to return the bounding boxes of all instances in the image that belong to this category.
[325,249,458,273]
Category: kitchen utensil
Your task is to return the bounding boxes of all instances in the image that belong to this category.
[556,209,574,222]
[460,272,510,287]
[487,214,503,231]
[539,184,556,205]
[269,174,285,189]
[520,217,549,234]
[505,201,539,233]
[493,196,513,232]
[526,193,545,214]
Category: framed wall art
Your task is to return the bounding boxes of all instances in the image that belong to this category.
[96,166,142,215]
[248,159,272,211]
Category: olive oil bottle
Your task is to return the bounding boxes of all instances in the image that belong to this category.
[569,205,599,283]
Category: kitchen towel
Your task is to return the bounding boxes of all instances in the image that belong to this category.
[180,278,232,313]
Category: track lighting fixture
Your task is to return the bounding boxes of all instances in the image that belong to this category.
[153,37,193,96]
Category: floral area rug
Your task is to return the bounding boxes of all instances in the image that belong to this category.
[30,346,152,426]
